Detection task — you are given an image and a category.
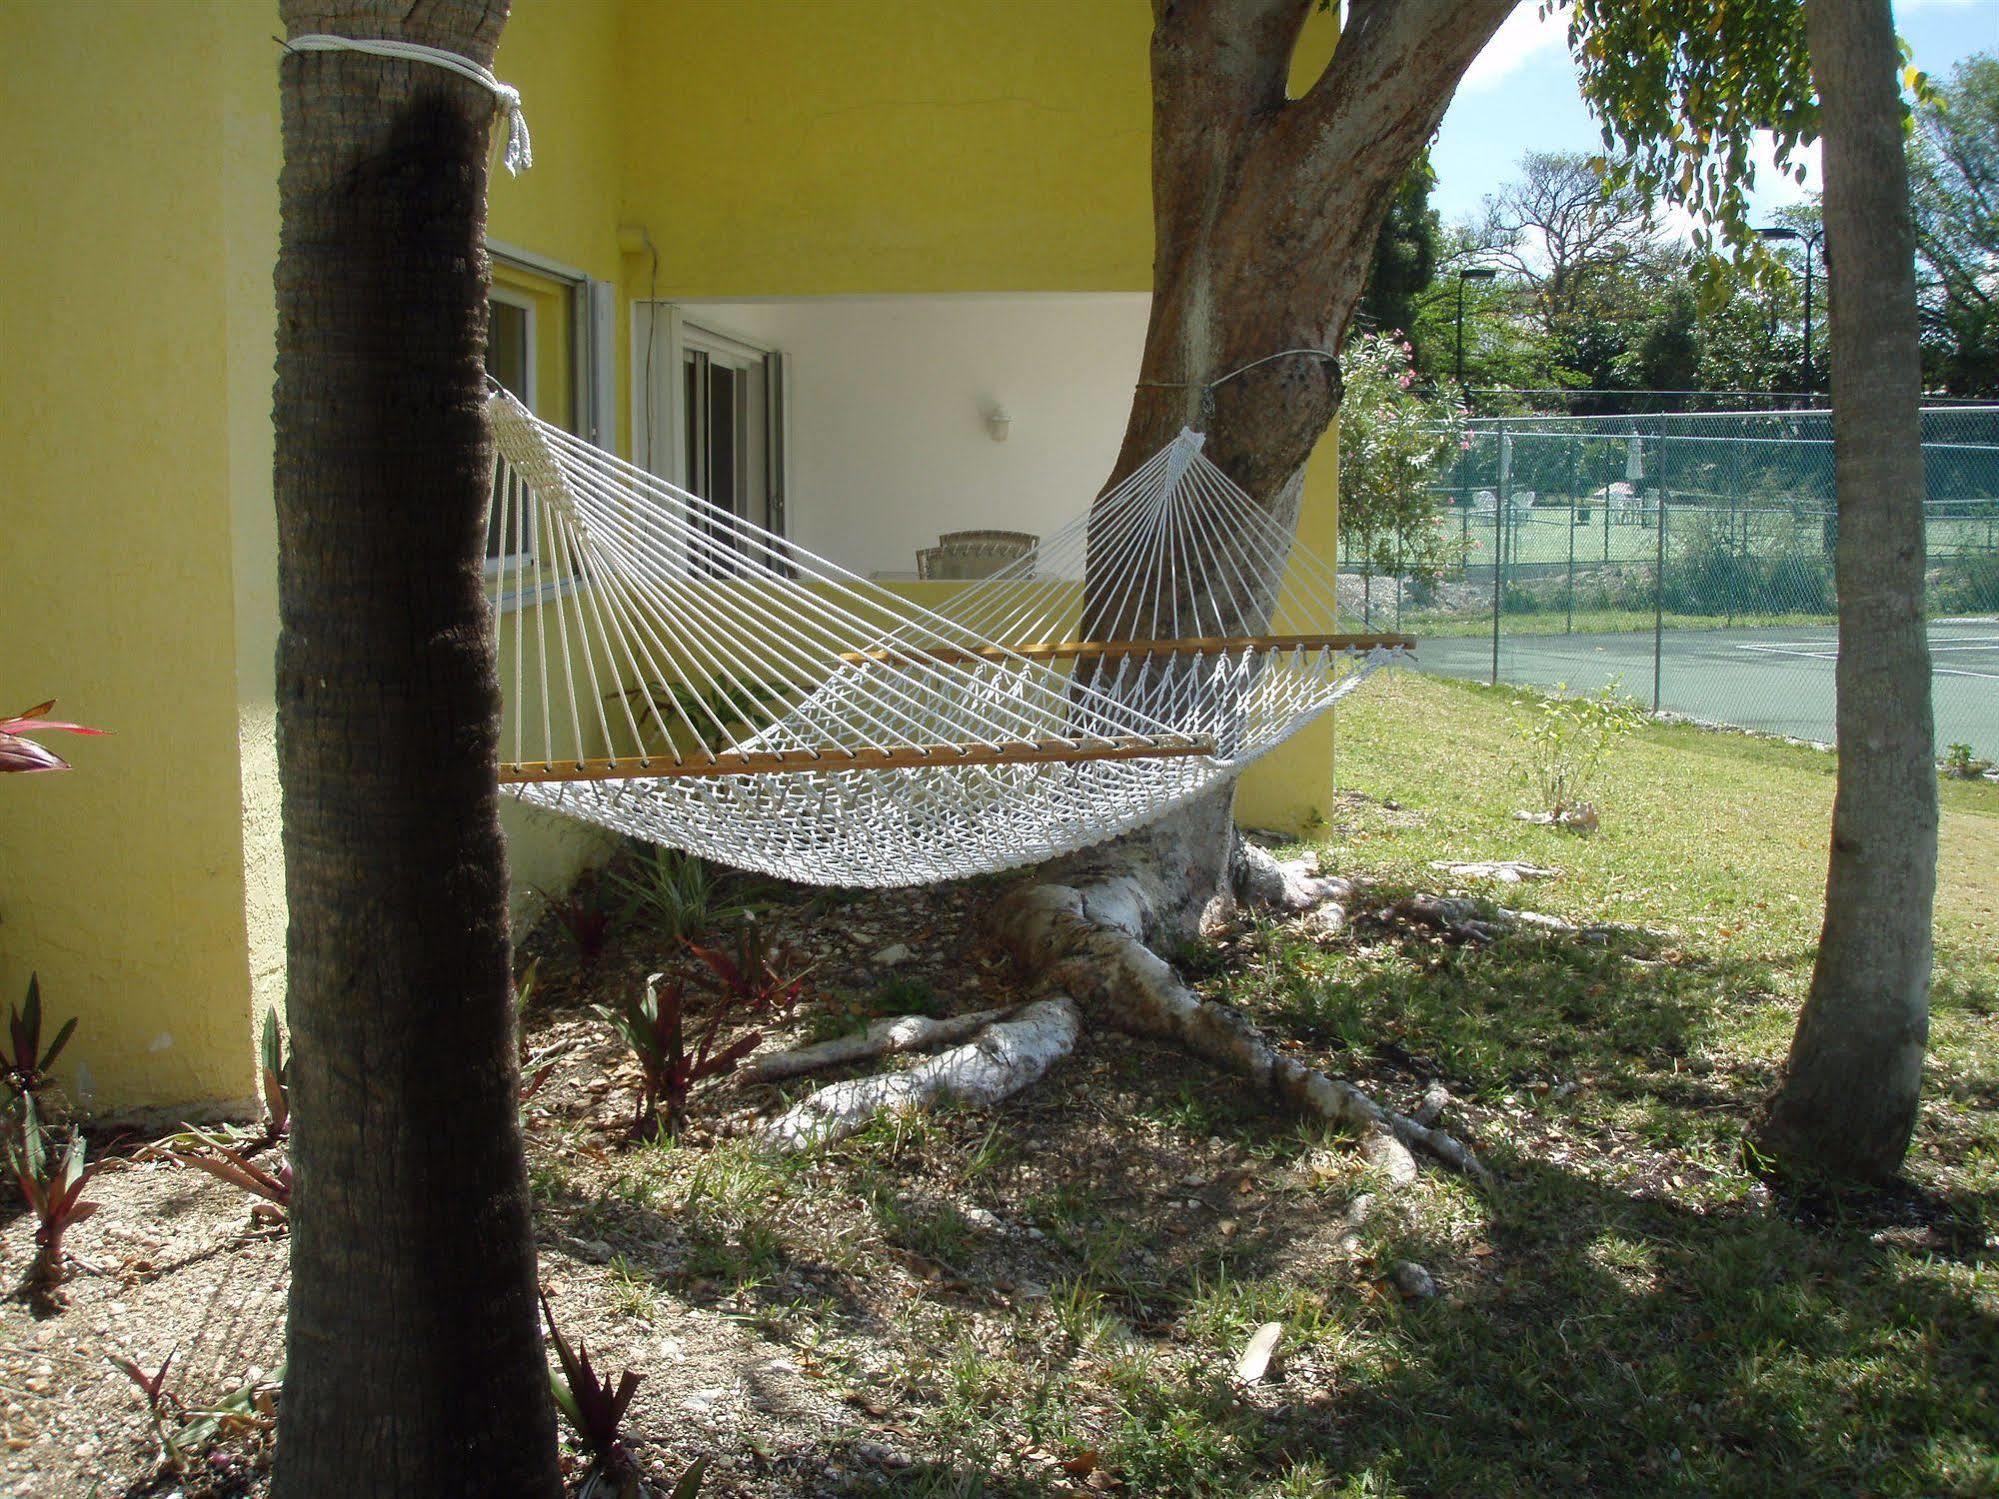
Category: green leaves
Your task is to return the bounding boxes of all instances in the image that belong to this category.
[1517,679,1645,821]
[258,1009,289,1140]
[1338,331,1467,580]
[7,1094,104,1283]
[4,973,78,1096]
[1563,0,1817,257]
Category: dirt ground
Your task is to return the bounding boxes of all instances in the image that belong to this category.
[0,868,1376,1496]
[1,849,1491,1497]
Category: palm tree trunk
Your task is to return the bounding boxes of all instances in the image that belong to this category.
[1758,0,1938,1183]
[272,4,560,1493]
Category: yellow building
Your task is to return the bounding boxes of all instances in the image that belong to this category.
[0,1,1341,1115]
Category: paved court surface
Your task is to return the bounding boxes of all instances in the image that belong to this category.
[1414,618,1997,757]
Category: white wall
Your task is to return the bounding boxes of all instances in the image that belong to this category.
[660,294,1150,578]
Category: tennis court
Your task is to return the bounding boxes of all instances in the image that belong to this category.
[1412,618,1999,757]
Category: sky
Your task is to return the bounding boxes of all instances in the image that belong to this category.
[1429,0,1999,231]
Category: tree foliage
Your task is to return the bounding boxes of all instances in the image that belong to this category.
[1420,153,1812,406]
[1564,0,1817,258]
[1909,53,1998,394]
[1359,153,1442,362]
[1337,332,1465,578]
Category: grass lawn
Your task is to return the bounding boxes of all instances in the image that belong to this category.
[513,671,1994,1497]
[1402,606,1839,639]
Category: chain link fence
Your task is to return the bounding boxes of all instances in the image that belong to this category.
[1342,407,1999,758]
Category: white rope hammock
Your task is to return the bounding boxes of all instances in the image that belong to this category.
[485,389,1407,886]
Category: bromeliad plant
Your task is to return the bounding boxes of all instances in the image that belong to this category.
[8,1095,104,1289]
[4,974,78,1097]
[687,920,816,1014]
[109,1350,201,1472]
[540,878,618,967]
[167,1125,292,1221]
[595,974,768,1139]
[543,1292,641,1497]
[0,699,106,773]
[258,1010,290,1141]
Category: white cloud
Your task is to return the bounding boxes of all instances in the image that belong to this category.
[1460,4,1570,93]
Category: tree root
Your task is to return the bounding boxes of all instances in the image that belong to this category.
[747,1005,1021,1082]
[1233,841,1356,914]
[1375,891,1653,946]
[759,998,1080,1152]
[993,881,1485,1179]
[751,841,1490,1177]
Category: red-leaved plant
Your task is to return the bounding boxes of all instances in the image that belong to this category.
[108,1350,193,1470]
[595,974,769,1139]
[4,974,78,1097]
[543,1292,641,1495]
[9,1095,104,1288]
[539,880,617,967]
[686,921,816,1013]
[167,1125,292,1221]
[0,700,105,773]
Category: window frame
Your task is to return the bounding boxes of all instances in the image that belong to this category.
[632,303,792,549]
[485,283,539,579]
[485,241,617,609]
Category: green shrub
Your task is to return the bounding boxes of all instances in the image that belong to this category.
[1931,552,1999,614]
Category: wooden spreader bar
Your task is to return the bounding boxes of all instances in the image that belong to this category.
[835,631,1416,669]
[499,733,1218,785]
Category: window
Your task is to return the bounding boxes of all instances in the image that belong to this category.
[482,243,618,580]
[485,287,536,563]
[636,310,789,572]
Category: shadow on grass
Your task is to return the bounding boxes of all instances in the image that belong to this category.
[1292,1152,1999,1495]
[520,900,1996,1497]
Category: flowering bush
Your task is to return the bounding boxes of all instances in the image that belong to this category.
[1336,333,1467,584]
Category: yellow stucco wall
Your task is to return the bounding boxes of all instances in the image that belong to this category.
[0,0,1345,1110]
[613,0,1343,828]
[0,3,262,1112]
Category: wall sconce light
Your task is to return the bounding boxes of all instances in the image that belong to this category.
[986,405,1013,443]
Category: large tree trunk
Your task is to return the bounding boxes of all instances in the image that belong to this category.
[1053,0,1517,941]
[1757,0,1939,1183]
[272,5,561,1494]
[768,4,1510,1178]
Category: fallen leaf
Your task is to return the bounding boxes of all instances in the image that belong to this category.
[1236,1320,1283,1383]
[1060,1449,1099,1476]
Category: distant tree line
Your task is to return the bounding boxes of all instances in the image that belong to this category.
[1358,52,1997,410]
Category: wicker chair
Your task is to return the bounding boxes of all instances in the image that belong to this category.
[916,529,1038,581]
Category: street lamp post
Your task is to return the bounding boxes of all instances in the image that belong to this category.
[1755,224,1825,396]
[1455,266,1497,397]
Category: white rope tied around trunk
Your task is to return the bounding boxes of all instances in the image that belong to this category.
[282,33,531,175]
[484,389,1408,887]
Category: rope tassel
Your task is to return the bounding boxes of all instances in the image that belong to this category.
[283,33,533,175]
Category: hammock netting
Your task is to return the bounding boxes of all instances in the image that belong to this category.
[484,388,1406,886]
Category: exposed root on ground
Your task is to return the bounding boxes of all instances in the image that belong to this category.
[748,1005,1022,1082]
[1233,839,1356,914]
[992,868,1486,1180]
[759,998,1079,1151]
[754,832,1487,1177]
[1376,890,1656,946]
